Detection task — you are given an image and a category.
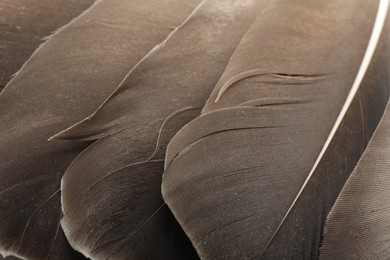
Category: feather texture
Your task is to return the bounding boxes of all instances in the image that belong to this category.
[319,101,390,259]
[51,0,273,259]
[0,256,21,260]
[0,0,202,259]
[162,0,390,259]
[0,0,95,89]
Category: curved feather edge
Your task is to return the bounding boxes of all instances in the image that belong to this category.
[49,1,207,142]
[50,0,276,143]
[319,100,390,259]
[0,0,203,259]
[0,0,95,89]
[0,0,102,95]
[260,0,390,255]
[162,1,390,259]
[58,1,275,259]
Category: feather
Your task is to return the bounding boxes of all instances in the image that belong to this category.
[0,256,21,260]
[0,0,95,89]
[50,0,274,259]
[162,0,390,259]
[0,0,202,259]
[319,101,390,259]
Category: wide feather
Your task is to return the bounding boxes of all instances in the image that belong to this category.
[51,0,273,259]
[319,100,390,259]
[162,0,390,259]
[0,0,202,259]
[0,0,94,89]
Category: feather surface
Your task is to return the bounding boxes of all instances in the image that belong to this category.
[162,0,390,259]
[0,0,202,259]
[0,0,95,89]
[0,256,21,260]
[319,101,390,259]
[51,0,273,259]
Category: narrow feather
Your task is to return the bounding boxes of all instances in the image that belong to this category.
[162,0,390,259]
[0,0,202,259]
[319,101,390,259]
[0,0,95,89]
[52,0,273,259]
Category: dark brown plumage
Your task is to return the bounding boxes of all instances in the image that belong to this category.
[162,0,390,259]
[0,0,201,258]
[0,0,389,259]
[52,0,273,259]
[320,101,390,259]
[0,0,94,89]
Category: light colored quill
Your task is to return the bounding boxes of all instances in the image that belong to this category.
[319,101,390,259]
[162,0,390,258]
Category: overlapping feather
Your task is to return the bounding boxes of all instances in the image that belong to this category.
[319,102,390,259]
[0,0,94,89]
[0,1,389,259]
[0,0,202,258]
[162,0,390,259]
[51,0,273,259]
